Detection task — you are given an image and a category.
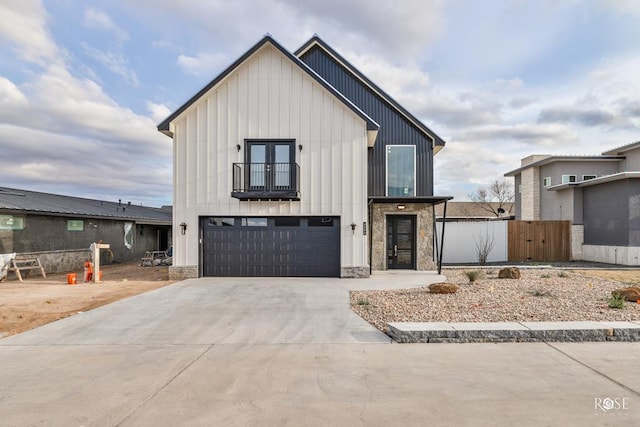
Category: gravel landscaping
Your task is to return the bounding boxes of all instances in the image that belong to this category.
[351,269,640,332]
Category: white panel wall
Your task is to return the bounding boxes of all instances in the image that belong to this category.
[171,44,369,271]
[436,221,508,264]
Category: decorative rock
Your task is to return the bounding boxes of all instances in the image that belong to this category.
[612,287,640,302]
[498,267,521,279]
[429,283,459,294]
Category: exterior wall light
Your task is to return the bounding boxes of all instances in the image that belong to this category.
[397,205,406,210]
[298,144,303,152]
[180,222,187,235]
[236,144,241,152]
[350,222,357,234]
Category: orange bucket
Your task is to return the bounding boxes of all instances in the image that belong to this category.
[67,273,77,285]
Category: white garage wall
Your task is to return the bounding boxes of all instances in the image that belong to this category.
[171,43,369,272]
[436,221,508,264]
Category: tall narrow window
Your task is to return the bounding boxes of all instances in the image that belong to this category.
[386,145,416,196]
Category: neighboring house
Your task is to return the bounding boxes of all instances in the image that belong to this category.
[158,34,450,279]
[0,187,172,272]
[435,202,514,222]
[504,140,640,265]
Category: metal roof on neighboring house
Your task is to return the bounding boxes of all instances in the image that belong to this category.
[601,140,640,155]
[504,155,623,176]
[0,187,172,225]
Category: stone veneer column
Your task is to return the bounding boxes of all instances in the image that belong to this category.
[520,167,540,220]
[371,203,435,271]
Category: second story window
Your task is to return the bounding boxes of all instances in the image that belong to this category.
[232,139,299,200]
[543,177,551,187]
[582,175,596,181]
[386,145,416,196]
[561,175,577,184]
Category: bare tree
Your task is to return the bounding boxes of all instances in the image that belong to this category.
[474,231,495,264]
[468,179,515,217]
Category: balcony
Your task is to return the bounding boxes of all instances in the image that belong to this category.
[232,162,300,200]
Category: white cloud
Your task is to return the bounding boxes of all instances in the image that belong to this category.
[176,52,229,77]
[0,0,63,66]
[83,8,129,42]
[146,101,171,123]
[0,77,28,105]
[81,42,139,86]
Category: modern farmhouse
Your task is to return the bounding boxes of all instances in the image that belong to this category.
[159,35,450,279]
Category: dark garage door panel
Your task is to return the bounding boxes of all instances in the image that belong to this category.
[202,217,340,277]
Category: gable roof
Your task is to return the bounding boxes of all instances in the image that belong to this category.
[158,35,379,138]
[295,35,446,153]
[0,187,172,225]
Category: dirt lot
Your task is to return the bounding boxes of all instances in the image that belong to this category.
[0,262,176,337]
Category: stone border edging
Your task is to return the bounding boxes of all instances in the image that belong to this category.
[387,321,640,343]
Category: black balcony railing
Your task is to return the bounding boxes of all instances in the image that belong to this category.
[232,162,300,200]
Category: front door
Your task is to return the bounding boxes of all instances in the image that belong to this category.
[387,216,416,269]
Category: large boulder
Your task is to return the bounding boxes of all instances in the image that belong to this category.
[612,287,640,302]
[498,267,521,279]
[429,283,459,294]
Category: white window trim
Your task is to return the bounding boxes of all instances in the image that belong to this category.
[582,174,596,181]
[561,174,577,184]
[385,145,416,197]
[543,177,551,187]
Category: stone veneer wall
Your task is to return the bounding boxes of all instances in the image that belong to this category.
[371,203,435,271]
[520,167,540,220]
[341,266,369,278]
[169,265,198,280]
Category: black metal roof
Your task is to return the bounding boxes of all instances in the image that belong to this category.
[0,187,172,225]
[295,36,446,149]
[157,35,379,137]
[369,196,453,205]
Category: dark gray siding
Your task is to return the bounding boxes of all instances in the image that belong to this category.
[583,180,634,246]
[0,214,170,262]
[299,48,435,196]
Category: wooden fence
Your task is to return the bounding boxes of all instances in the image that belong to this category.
[507,220,571,262]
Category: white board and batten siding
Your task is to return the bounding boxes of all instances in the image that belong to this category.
[436,221,508,264]
[171,44,369,271]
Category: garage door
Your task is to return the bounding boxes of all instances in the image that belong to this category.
[201,216,340,277]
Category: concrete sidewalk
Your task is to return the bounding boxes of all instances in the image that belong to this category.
[1,273,639,425]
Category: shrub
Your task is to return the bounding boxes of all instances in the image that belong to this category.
[530,289,551,297]
[557,271,569,278]
[541,273,551,278]
[356,297,370,306]
[464,270,483,283]
[609,293,626,309]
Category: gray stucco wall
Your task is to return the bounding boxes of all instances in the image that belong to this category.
[622,147,640,171]
[583,180,631,245]
[0,214,170,263]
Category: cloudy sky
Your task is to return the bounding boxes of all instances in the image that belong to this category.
[1,0,639,206]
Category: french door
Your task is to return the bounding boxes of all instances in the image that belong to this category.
[247,140,294,190]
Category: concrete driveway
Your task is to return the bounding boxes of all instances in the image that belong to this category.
[1,273,639,426]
